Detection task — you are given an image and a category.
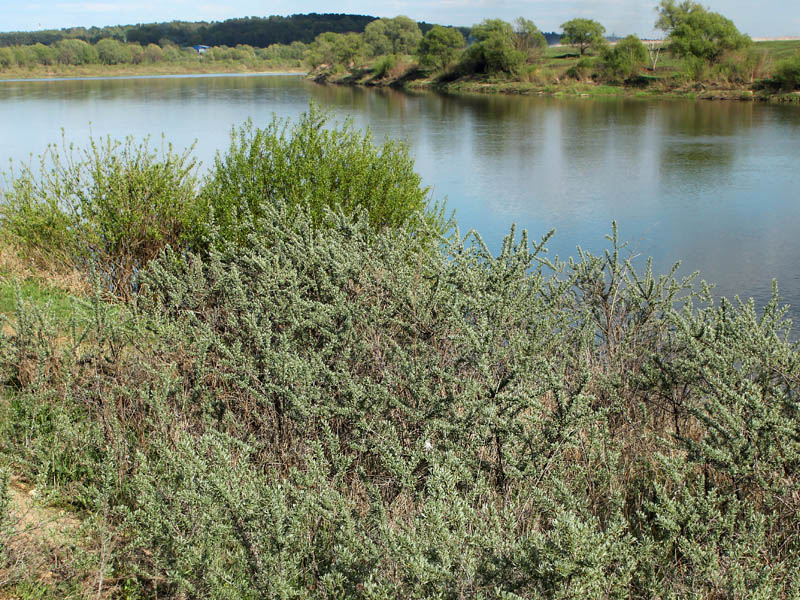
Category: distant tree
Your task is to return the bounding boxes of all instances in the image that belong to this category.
[773,53,800,90]
[513,17,546,61]
[601,35,648,80]
[462,19,525,75]
[332,33,365,66]
[364,19,393,56]
[417,25,464,71]
[656,1,750,63]
[31,42,58,65]
[560,18,607,56]
[364,16,422,56]
[143,43,164,63]
[655,0,703,33]
[309,32,338,67]
[128,43,145,64]
[0,47,14,68]
[54,38,98,65]
[96,38,133,64]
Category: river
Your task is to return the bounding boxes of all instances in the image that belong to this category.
[1,72,799,326]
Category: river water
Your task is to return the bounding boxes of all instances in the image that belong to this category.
[1,73,799,326]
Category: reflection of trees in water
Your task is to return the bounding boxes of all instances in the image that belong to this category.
[1,74,306,102]
[660,100,757,137]
[656,102,760,183]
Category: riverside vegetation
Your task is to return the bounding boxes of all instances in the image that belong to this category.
[308,3,800,101]
[1,106,799,599]
[3,4,799,101]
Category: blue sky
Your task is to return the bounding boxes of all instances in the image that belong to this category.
[1,0,797,38]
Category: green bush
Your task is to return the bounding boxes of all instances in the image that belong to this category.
[601,35,648,81]
[202,105,442,249]
[773,53,800,90]
[1,135,202,298]
[460,19,525,76]
[3,205,799,596]
[566,57,597,80]
[371,53,396,78]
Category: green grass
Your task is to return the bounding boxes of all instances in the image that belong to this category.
[754,39,800,61]
[0,275,80,320]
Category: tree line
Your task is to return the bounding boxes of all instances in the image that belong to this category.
[311,2,799,91]
[0,13,473,50]
[0,37,311,69]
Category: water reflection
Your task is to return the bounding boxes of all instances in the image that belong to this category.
[1,74,799,325]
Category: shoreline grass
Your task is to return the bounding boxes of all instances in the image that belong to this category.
[0,61,305,81]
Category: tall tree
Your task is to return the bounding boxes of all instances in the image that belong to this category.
[417,25,464,71]
[560,18,606,56]
[364,16,422,56]
[656,0,750,63]
[513,17,547,61]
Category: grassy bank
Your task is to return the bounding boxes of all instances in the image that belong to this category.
[312,40,800,102]
[1,109,799,599]
[0,61,304,80]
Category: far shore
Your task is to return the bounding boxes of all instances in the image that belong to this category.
[0,62,306,81]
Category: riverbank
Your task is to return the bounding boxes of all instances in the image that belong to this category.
[0,61,305,80]
[309,39,800,103]
[311,68,800,103]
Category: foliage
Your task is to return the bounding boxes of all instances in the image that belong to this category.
[655,0,704,33]
[416,25,464,71]
[0,135,202,298]
[657,0,751,63]
[773,53,800,90]
[461,19,525,75]
[2,202,800,597]
[202,106,439,249]
[602,35,648,81]
[54,38,98,65]
[566,57,597,81]
[95,38,133,65]
[513,17,547,61]
[0,468,9,568]
[0,13,378,49]
[372,54,397,78]
[309,32,366,68]
[363,16,422,57]
[560,18,607,56]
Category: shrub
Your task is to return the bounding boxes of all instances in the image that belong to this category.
[417,25,464,72]
[773,53,800,90]
[371,53,396,78]
[460,19,525,76]
[202,105,442,250]
[1,135,203,298]
[5,213,799,597]
[0,468,9,567]
[601,35,648,81]
[566,57,597,80]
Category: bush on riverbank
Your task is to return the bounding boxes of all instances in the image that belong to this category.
[773,53,800,90]
[1,197,799,597]
[0,107,441,297]
[1,112,799,597]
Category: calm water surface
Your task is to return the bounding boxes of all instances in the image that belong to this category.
[2,73,799,325]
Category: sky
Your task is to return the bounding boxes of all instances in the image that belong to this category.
[1,0,798,39]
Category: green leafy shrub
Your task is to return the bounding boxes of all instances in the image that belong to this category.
[460,19,525,76]
[601,35,648,82]
[371,53,396,78]
[566,57,597,80]
[773,53,800,90]
[1,129,800,597]
[1,135,202,298]
[202,105,441,249]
